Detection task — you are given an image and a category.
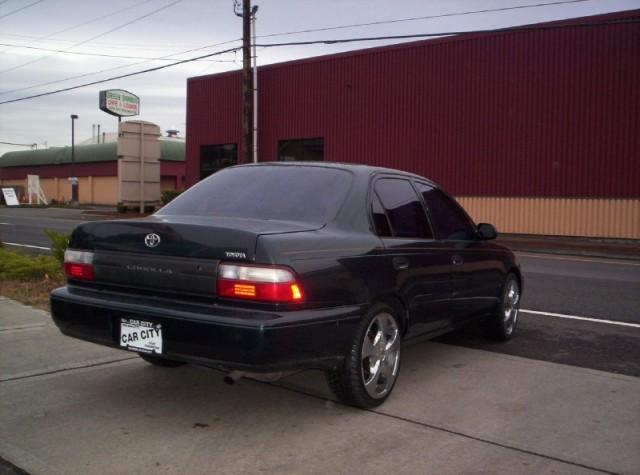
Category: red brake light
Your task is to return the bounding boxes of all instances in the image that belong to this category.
[217,263,304,303]
[64,250,95,281]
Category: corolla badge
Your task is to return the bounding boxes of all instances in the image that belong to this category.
[144,233,161,248]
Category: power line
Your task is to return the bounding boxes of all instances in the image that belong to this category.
[27,0,156,44]
[0,38,242,96]
[0,0,596,93]
[0,0,44,20]
[257,0,589,39]
[0,0,590,47]
[0,31,165,49]
[256,18,640,48]
[0,46,242,105]
[1,19,637,107]
[0,31,208,51]
[0,42,236,62]
[0,0,183,75]
[0,0,591,55]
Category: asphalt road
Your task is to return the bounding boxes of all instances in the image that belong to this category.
[0,207,96,250]
[2,206,639,378]
[437,253,640,377]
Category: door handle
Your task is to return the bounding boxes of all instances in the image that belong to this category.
[452,255,464,266]
[392,256,409,270]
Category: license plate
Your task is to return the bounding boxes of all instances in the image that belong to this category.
[120,318,163,354]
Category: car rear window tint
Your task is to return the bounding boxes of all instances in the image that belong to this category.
[416,183,476,240]
[374,178,433,239]
[158,165,352,224]
[371,193,392,237]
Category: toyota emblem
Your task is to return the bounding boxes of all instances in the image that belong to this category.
[144,233,161,248]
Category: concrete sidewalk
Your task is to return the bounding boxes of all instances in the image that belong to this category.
[1,297,639,475]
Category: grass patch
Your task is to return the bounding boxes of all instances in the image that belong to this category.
[0,247,62,280]
[0,276,64,311]
[0,247,65,311]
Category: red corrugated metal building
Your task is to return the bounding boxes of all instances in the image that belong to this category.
[185,10,640,238]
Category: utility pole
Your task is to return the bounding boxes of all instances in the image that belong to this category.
[70,114,79,206]
[251,4,258,163]
[235,0,253,164]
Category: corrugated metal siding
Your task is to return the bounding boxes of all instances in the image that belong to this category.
[186,72,243,185]
[457,197,640,239]
[0,162,182,181]
[0,162,116,180]
[186,11,640,198]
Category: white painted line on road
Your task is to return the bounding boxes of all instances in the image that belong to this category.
[2,242,51,250]
[0,222,13,225]
[521,309,640,329]
[516,252,640,267]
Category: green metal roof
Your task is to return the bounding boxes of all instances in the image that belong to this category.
[0,140,184,168]
[158,140,185,162]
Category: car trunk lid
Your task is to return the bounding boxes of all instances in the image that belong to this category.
[69,216,319,296]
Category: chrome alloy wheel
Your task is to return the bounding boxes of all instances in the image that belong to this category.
[503,280,520,335]
[361,312,401,399]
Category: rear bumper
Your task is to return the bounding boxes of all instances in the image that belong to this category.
[50,286,364,372]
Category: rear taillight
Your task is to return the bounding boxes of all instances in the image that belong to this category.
[217,263,304,303]
[64,249,95,281]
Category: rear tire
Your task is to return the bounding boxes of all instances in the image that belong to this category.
[139,353,186,367]
[483,273,521,341]
[326,303,402,408]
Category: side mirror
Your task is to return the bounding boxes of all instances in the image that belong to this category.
[477,223,498,240]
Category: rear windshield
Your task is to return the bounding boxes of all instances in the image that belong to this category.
[158,165,352,224]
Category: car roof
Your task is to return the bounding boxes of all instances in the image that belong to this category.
[233,161,440,188]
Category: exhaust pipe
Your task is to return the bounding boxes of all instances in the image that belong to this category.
[224,371,244,385]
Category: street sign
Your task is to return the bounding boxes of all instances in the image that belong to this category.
[2,187,20,206]
[99,89,140,117]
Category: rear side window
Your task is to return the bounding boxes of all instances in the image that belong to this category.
[374,178,433,239]
[371,193,392,237]
[159,166,352,224]
[416,183,476,240]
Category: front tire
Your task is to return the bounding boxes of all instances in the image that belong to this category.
[483,273,521,341]
[139,353,186,367]
[326,303,402,408]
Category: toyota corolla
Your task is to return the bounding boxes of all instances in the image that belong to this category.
[50,162,521,408]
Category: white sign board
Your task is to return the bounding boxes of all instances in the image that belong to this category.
[100,89,140,117]
[2,187,20,206]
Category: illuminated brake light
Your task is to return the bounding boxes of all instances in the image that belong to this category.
[64,250,95,281]
[217,263,304,303]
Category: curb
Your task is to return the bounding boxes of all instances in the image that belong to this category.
[509,247,640,262]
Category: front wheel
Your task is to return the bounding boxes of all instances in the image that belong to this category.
[483,273,521,341]
[326,303,402,408]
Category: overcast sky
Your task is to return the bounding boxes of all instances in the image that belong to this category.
[0,0,638,156]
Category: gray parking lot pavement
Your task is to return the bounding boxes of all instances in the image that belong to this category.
[1,297,639,475]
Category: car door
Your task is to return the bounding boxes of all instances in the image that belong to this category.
[414,182,503,323]
[372,177,454,337]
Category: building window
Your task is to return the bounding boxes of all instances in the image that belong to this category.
[278,138,324,162]
[200,143,237,179]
